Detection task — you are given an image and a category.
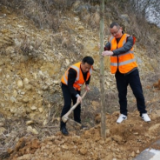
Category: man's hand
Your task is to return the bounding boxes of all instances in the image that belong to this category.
[85,85,90,91]
[102,51,113,56]
[77,95,82,103]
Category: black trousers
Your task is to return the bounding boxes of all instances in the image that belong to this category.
[60,84,81,129]
[115,69,147,116]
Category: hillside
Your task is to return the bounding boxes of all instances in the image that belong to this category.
[0,1,160,160]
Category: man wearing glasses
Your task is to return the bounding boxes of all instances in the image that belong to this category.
[102,22,151,123]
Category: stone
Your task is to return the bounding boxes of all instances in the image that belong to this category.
[23,78,29,84]
[27,126,38,134]
[17,80,23,88]
[61,144,68,150]
[24,84,32,90]
[10,108,17,114]
[74,17,79,22]
[31,106,37,111]
[32,128,39,135]
[79,147,87,155]
[10,96,17,103]
[0,127,6,135]
[130,151,135,157]
[5,46,14,54]
[39,108,43,113]
[78,26,84,30]
[65,59,70,65]
[0,122,4,127]
[22,97,29,103]
[26,120,34,125]
[13,90,18,97]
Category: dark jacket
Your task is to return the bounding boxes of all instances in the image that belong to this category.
[62,68,90,97]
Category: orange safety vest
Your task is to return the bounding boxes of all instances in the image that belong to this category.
[109,33,138,74]
[61,62,92,91]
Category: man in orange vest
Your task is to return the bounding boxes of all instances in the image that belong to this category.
[102,22,151,123]
[60,56,94,135]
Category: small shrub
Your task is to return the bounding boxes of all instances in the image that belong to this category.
[15,35,42,58]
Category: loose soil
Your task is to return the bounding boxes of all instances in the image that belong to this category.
[5,110,160,160]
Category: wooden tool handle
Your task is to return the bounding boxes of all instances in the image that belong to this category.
[62,90,87,123]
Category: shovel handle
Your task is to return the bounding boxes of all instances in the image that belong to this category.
[62,90,87,123]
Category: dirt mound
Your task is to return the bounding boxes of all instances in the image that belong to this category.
[5,111,160,160]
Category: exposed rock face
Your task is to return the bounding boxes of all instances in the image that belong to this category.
[1,1,160,160]
[0,1,159,126]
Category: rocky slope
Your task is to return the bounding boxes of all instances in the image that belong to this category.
[0,1,160,159]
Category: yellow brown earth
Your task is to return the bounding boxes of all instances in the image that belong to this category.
[6,111,160,160]
[0,1,160,160]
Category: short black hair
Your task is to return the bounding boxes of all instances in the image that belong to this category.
[110,22,120,28]
[82,56,94,65]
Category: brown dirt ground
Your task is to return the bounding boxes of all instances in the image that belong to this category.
[5,110,160,160]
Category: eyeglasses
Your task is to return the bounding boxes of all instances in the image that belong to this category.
[110,28,120,35]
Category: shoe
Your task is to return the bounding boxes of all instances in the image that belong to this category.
[61,127,69,135]
[141,113,151,122]
[116,114,127,123]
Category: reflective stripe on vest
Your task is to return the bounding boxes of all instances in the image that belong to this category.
[61,62,92,91]
[111,58,136,66]
[109,33,138,74]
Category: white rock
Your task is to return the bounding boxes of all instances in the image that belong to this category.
[13,90,18,97]
[32,128,39,135]
[39,108,43,113]
[17,25,24,28]
[31,106,37,110]
[61,145,68,149]
[43,120,47,126]
[32,73,37,79]
[1,103,5,107]
[6,74,10,78]
[53,80,59,84]
[39,70,44,77]
[0,122,4,127]
[23,98,29,103]
[27,126,38,134]
[25,84,32,90]
[74,17,79,22]
[65,59,70,65]
[26,120,34,125]
[78,26,84,30]
[0,127,6,135]
[23,78,29,84]
[17,80,23,88]
[10,96,17,103]
[27,126,32,132]
[10,108,17,114]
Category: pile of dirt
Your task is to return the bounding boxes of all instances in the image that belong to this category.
[5,111,160,160]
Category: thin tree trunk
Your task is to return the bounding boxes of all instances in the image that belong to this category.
[99,0,106,139]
